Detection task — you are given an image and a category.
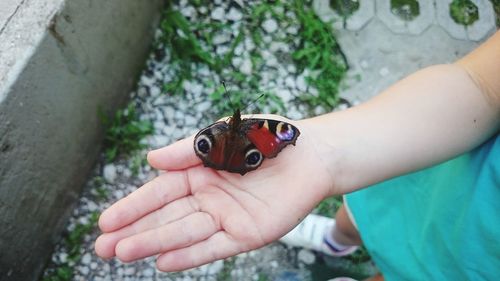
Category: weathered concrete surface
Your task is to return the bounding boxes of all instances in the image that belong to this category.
[0,0,164,280]
[0,0,24,31]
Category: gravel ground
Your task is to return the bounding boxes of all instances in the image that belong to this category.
[42,1,366,280]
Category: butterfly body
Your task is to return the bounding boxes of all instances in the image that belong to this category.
[194,109,300,175]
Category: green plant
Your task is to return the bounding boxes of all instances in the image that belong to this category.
[330,0,360,18]
[130,152,147,176]
[101,104,154,162]
[492,0,500,27]
[450,0,479,26]
[217,258,236,281]
[94,186,108,201]
[257,272,270,281]
[345,245,372,263]
[43,265,73,281]
[161,3,216,68]
[160,3,232,96]
[291,1,348,110]
[315,196,343,217]
[390,0,420,21]
[159,0,348,117]
[65,212,99,262]
[43,212,100,281]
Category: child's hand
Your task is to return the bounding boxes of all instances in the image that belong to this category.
[94,116,334,272]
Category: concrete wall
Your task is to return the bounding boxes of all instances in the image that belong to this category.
[0,0,164,280]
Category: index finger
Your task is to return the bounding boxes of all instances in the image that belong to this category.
[98,171,190,233]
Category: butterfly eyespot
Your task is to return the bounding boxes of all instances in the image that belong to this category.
[245,149,263,168]
[195,135,211,155]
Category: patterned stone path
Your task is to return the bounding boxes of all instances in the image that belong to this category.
[314,0,496,40]
[312,0,497,103]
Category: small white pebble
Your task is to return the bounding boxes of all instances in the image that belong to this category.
[296,75,308,92]
[261,18,278,33]
[79,266,90,275]
[239,59,253,75]
[124,267,136,275]
[226,7,243,21]
[81,253,91,265]
[90,262,98,270]
[298,249,316,264]
[211,7,225,21]
[103,164,117,183]
[150,86,161,97]
[142,268,155,277]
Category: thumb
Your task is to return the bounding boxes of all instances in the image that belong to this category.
[147,135,201,170]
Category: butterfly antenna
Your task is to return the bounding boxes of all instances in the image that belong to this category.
[221,81,235,109]
[242,93,265,113]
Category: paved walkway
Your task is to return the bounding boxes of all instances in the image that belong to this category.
[313,0,496,102]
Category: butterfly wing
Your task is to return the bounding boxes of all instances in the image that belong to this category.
[194,121,258,175]
[243,119,300,158]
[193,118,300,175]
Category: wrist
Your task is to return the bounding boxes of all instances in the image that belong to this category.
[296,117,347,199]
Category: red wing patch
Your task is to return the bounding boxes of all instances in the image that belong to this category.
[246,122,281,157]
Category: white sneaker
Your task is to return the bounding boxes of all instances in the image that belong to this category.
[279,214,358,257]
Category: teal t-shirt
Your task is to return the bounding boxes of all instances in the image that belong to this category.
[345,134,500,281]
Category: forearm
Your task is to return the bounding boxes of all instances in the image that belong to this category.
[305,33,500,195]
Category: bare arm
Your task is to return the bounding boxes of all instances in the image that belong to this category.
[308,31,500,195]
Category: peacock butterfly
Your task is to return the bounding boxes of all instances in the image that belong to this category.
[193,108,300,175]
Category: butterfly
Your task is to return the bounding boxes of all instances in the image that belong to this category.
[193,108,300,175]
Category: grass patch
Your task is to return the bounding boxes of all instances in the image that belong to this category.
[89,176,110,202]
[291,1,348,110]
[450,0,479,26]
[330,0,360,18]
[315,196,343,217]
[43,212,99,281]
[101,104,154,162]
[65,212,99,262]
[390,0,420,21]
[346,245,372,263]
[216,258,236,281]
[257,272,270,281]
[158,0,348,117]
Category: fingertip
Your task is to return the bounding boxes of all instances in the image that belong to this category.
[115,239,136,263]
[146,146,169,169]
[94,234,116,259]
[146,150,156,166]
[98,209,116,233]
[156,253,183,272]
[147,136,200,170]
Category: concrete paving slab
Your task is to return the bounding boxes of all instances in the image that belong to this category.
[376,0,434,35]
[467,0,496,41]
[0,0,24,31]
[312,0,496,102]
[334,20,481,103]
[313,0,375,31]
[436,0,471,40]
